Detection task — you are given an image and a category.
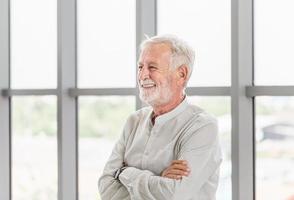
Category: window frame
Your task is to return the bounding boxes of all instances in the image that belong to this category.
[0,0,11,199]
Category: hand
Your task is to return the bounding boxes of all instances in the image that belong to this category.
[160,160,190,180]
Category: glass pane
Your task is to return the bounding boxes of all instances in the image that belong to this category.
[77,0,136,88]
[254,0,294,85]
[78,96,135,200]
[188,97,231,200]
[255,97,294,200]
[10,0,57,89]
[12,96,57,200]
[157,0,231,86]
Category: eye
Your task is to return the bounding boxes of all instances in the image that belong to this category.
[138,65,143,70]
[149,66,157,71]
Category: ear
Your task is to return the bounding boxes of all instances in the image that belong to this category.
[176,65,188,86]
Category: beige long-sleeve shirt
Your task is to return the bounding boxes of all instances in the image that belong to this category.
[98,97,222,200]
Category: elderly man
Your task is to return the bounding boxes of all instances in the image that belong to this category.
[98,35,222,200]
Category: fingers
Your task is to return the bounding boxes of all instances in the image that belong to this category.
[171,160,187,165]
[170,168,190,175]
[164,174,183,180]
[171,160,190,171]
[171,163,190,171]
[161,160,191,180]
[166,168,190,177]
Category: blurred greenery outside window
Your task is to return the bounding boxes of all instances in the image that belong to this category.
[12,97,58,200]
[255,97,294,200]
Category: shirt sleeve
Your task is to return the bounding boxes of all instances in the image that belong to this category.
[118,122,222,200]
[98,117,132,200]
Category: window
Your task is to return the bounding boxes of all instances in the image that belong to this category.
[157,0,231,86]
[10,0,57,89]
[77,0,136,88]
[12,96,57,200]
[253,1,294,199]
[78,96,135,200]
[255,97,294,199]
[254,0,294,85]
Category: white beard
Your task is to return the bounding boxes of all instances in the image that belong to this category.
[139,79,173,106]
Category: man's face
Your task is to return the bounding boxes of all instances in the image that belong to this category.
[137,43,178,106]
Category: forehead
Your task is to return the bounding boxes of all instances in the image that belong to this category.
[139,43,172,63]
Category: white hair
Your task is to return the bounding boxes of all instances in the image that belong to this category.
[140,34,195,85]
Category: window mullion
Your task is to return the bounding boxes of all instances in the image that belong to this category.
[136,0,157,109]
[0,0,11,199]
[246,86,294,97]
[231,0,255,199]
[57,0,78,199]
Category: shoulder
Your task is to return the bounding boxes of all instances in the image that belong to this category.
[178,104,219,146]
[186,104,218,129]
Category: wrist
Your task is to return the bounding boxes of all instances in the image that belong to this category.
[114,166,128,180]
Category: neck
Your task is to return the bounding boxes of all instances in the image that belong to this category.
[152,93,185,117]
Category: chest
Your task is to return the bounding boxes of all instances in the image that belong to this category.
[124,123,183,175]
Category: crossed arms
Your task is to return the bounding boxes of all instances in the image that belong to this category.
[98,122,221,200]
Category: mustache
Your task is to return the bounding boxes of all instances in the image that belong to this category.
[139,79,156,85]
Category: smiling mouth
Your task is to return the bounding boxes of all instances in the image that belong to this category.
[141,84,156,88]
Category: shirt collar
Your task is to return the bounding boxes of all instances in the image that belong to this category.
[149,96,189,126]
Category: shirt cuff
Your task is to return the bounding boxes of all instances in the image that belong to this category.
[119,167,153,188]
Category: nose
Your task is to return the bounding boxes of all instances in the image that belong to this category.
[138,66,150,80]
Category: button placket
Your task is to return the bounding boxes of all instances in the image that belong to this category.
[144,135,151,156]
[142,129,151,168]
